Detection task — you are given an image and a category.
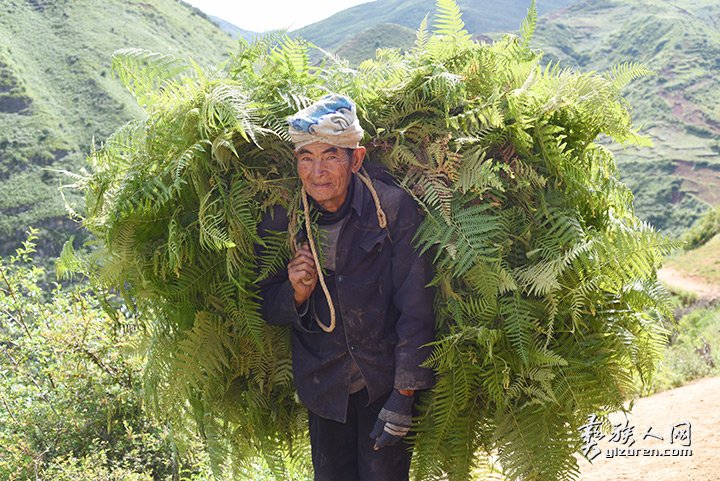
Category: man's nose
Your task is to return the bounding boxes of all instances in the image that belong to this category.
[311,159,327,177]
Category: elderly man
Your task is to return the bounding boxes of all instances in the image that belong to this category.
[256,94,435,481]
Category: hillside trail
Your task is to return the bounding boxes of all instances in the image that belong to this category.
[577,376,720,481]
[658,267,720,301]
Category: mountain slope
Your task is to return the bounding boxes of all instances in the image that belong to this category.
[0,0,235,255]
[295,0,576,52]
[532,0,720,235]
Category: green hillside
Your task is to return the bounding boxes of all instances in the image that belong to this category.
[0,0,235,255]
[533,0,720,235]
[335,23,417,65]
[295,0,576,52]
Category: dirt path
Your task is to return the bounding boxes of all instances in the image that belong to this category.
[658,267,720,301]
[578,377,720,481]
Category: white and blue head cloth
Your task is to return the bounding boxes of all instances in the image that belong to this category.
[287,94,364,151]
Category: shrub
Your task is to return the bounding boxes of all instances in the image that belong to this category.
[682,207,720,250]
[0,231,207,480]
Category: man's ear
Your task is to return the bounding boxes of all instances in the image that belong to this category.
[351,146,366,173]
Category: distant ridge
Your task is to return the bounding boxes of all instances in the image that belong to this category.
[209,15,258,41]
[294,0,576,51]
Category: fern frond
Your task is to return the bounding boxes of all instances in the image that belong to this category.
[112,48,190,108]
[432,0,471,41]
[415,14,431,52]
[519,0,538,51]
[606,61,653,90]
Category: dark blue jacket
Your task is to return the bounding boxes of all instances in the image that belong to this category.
[256,173,436,422]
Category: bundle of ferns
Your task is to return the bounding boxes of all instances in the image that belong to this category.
[61,1,675,479]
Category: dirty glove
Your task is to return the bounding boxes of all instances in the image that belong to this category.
[370,389,414,450]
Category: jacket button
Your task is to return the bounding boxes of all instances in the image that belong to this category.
[337,275,344,283]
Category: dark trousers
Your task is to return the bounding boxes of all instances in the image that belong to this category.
[308,388,412,481]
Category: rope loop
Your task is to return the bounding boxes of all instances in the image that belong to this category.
[301,187,336,333]
[297,169,388,333]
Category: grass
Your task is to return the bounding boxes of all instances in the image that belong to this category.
[647,218,720,396]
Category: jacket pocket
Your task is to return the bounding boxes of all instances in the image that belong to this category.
[358,229,388,253]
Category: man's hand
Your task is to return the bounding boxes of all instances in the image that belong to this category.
[288,243,318,306]
[370,389,415,450]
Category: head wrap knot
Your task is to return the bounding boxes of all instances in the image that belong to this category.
[288,94,364,150]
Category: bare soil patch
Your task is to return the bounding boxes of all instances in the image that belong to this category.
[673,160,720,206]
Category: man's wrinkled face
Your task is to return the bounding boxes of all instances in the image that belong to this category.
[296,142,365,213]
